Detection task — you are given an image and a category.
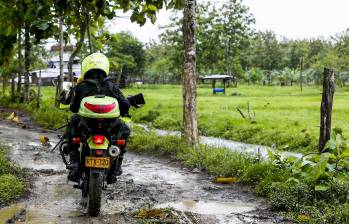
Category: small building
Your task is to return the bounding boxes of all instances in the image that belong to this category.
[32,53,81,86]
[199,74,233,94]
[16,45,81,86]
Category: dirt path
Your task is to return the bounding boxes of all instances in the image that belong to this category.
[0,118,290,224]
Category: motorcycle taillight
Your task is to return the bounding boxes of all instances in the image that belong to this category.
[93,135,105,144]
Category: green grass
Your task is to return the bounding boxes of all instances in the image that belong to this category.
[123,84,349,153]
[0,146,26,204]
[0,87,71,129]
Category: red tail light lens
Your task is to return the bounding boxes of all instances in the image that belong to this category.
[116,139,126,146]
[72,137,81,144]
[95,150,104,156]
[84,102,116,113]
[93,135,105,144]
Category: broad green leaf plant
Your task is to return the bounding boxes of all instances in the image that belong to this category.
[269,128,349,193]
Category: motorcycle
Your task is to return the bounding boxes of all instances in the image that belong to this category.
[53,93,145,216]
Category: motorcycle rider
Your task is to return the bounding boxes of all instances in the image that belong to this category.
[65,53,130,184]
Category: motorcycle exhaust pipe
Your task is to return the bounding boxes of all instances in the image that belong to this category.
[108,145,121,157]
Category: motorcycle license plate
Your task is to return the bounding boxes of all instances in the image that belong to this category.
[85,157,110,169]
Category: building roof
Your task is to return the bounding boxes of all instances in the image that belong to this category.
[200,74,233,80]
[31,68,81,78]
[50,54,80,62]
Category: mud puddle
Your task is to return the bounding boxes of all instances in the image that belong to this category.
[0,119,290,224]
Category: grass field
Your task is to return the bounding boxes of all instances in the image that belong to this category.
[4,84,349,153]
[124,84,349,153]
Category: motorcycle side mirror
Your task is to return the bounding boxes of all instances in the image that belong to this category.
[128,93,145,108]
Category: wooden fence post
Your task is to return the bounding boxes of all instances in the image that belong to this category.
[318,68,335,152]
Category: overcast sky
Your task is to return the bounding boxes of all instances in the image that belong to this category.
[108,0,349,42]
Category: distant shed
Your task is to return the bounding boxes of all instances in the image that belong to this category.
[199,74,232,94]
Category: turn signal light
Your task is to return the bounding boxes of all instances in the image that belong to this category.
[72,138,81,144]
[116,139,126,146]
[93,135,105,145]
[116,139,126,145]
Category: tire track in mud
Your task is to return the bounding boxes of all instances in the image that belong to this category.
[0,119,291,224]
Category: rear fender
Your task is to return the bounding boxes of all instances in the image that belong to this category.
[87,136,109,150]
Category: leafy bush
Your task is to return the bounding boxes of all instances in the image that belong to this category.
[320,203,349,224]
[0,147,23,177]
[267,181,314,211]
[0,145,27,204]
[0,174,25,203]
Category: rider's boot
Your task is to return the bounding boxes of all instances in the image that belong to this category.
[107,155,124,184]
[115,155,124,176]
[66,150,79,183]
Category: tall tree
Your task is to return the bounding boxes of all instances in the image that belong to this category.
[21,0,58,102]
[17,27,23,93]
[23,21,31,102]
[182,0,198,146]
[156,1,254,81]
[105,32,145,87]
[217,0,254,85]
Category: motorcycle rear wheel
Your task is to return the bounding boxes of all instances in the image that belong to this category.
[87,173,103,216]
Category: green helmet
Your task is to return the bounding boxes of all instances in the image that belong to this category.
[81,53,110,79]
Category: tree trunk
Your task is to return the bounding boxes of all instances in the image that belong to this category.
[86,12,93,54]
[23,22,31,103]
[318,68,335,152]
[17,27,23,93]
[116,65,123,86]
[55,17,64,107]
[300,55,304,92]
[11,74,15,100]
[36,70,41,109]
[59,17,64,91]
[2,75,7,94]
[182,0,199,146]
[68,20,86,84]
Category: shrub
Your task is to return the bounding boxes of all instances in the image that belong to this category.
[0,174,25,203]
[267,181,314,211]
[320,203,349,224]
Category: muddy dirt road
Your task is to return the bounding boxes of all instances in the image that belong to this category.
[0,118,290,224]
